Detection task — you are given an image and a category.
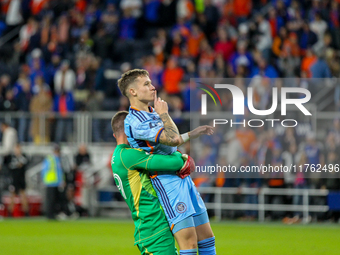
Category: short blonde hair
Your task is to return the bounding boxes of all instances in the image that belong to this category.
[117,69,149,97]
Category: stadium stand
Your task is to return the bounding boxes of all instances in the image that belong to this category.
[0,0,339,222]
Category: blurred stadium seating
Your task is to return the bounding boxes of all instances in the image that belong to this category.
[0,0,339,223]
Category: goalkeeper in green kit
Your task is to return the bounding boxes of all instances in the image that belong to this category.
[110,111,194,255]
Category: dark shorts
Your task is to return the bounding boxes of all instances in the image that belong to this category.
[10,169,26,194]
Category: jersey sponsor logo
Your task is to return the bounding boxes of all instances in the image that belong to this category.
[149,122,162,128]
[111,156,115,165]
[149,122,158,128]
[175,202,187,213]
[113,173,127,200]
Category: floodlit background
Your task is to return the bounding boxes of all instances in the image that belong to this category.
[0,0,340,254]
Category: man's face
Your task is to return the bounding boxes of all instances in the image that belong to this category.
[132,75,155,103]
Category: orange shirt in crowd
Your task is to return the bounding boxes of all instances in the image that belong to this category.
[31,0,48,16]
[272,36,283,57]
[187,32,205,57]
[235,128,256,153]
[233,0,252,17]
[301,55,317,78]
[223,1,233,18]
[282,38,300,57]
[163,67,184,94]
[171,45,181,57]
[199,50,215,70]
[1,0,10,15]
[75,0,87,13]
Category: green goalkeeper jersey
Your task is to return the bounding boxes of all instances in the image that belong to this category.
[111,144,184,245]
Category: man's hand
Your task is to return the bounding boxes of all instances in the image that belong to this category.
[190,125,214,139]
[177,154,196,179]
[153,91,168,115]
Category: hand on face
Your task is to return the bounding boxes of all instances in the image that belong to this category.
[153,90,168,115]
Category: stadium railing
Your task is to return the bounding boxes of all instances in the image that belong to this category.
[94,185,329,223]
[0,105,326,145]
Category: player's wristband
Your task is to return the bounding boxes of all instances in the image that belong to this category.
[180,132,190,143]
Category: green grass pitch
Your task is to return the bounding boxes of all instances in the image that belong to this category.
[0,218,339,255]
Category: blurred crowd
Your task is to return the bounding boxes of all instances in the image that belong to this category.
[1,0,340,116]
[0,0,340,221]
[191,119,340,223]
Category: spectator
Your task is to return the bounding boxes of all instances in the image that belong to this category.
[214,27,235,61]
[41,144,66,220]
[233,0,252,24]
[266,143,285,219]
[304,133,324,180]
[309,12,328,46]
[282,142,301,187]
[187,24,205,58]
[176,0,195,22]
[1,89,17,112]
[301,48,317,78]
[64,184,87,218]
[268,6,284,39]
[29,81,52,144]
[54,60,76,95]
[29,49,47,87]
[228,41,253,77]
[254,13,272,62]
[5,0,23,29]
[198,39,215,71]
[32,75,50,95]
[251,57,278,78]
[144,0,161,24]
[272,23,288,58]
[285,152,307,224]
[299,22,318,54]
[1,121,18,158]
[4,144,29,217]
[162,57,184,96]
[143,55,163,90]
[310,55,331,78]
[45,54,61,87]
[119,9,137,40]
[53,90,75,142]
[0,74,12,101]
[14,79,32,142]
[19,17,38,52]
[204,0,220,37]
[65,144,90,200]
[313,33,333,56]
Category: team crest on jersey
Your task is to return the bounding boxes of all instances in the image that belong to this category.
[176,202,187,213]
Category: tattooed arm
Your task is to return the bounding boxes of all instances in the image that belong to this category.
[158,112,182,146]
